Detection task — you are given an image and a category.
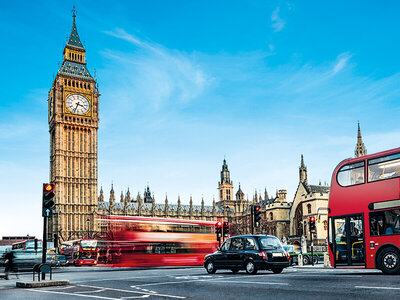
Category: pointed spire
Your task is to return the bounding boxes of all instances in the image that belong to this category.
[98,186,104,202]
[109,184,115,204]
[299,154,308,184]
[355,121,367,157]
[220,158,231,184]
[264,188,269,201]
[66,6,85,50]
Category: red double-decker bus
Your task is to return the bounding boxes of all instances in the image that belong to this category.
[98,215,218,267]
[61,239,98,266]
[328,147,400,274]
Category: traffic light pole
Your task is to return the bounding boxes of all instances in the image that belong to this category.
[42,216,48,280]
[251,206,254,235]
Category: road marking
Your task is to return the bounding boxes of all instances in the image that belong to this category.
[30,289,118,300]
[355,286,400,290]
[135,279,209,287]
[75,288,107,294]
[135,277,289,287]
[214,280,289,286]
[79,284,186,299]
[75,273,190,283]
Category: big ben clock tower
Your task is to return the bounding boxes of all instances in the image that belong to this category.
[48,9,99,243]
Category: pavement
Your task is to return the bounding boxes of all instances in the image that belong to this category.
[1,265,396,299]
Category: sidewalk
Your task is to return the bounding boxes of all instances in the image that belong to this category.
[292,264,328,268]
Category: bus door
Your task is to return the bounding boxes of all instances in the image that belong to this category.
[333,214,365,266]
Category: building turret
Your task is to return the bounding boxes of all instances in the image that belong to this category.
[109,184,115,213]
[299,154,308,184]
[98,186,104,202]
[165,195,169,216]
[236,183,245,201]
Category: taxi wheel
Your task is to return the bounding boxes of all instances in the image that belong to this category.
[378,247,400,275]
[245,260,257,275]
[205,260,216,274]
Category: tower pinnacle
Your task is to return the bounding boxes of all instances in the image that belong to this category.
[354,122,367,157]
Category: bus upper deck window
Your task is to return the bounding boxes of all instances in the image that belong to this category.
[337,161,365,187]
[368,153,400,182]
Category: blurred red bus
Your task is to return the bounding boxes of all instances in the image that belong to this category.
[61,239,98,266]
[328,147,400,274]
[98,215,219,267]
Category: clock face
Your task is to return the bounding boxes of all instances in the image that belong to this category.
[66,94,90,115]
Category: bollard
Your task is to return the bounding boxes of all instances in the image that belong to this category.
[323,252,331,268]
[298,254,303,266]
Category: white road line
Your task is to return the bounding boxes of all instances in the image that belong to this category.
[214,280,289,286]
[135,277,289,287]
[355,286,400,290]
[75,288,107,294]
[135,279,209,287]
[30,289,118,300]
[78,284,186,299]
[74,273,190,283]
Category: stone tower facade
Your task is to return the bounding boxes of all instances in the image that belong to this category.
[48,10,99,243]
[217,159,234,203]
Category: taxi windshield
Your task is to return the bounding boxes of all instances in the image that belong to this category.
[258,237,282,250]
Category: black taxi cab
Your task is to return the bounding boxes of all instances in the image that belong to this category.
[204,235,290,274]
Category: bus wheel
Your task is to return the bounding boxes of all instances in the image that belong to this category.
[312,255,319,264]
[302,255,310,265]
[378,247,400,275]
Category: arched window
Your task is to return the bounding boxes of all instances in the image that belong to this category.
[269,212,273,220]
[307,204,311,214]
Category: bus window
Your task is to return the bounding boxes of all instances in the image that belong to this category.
[369,209,400,236]
[368,153,400,182]
[337,161,365,187]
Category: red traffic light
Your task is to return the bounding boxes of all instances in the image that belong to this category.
[216,221,222,227]
[255,206,261,211]
[44,183,55,192]
[310,216,315,222]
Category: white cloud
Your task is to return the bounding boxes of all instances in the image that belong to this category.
[333,52,353,74]
[271,7,286,32]
[102,28,212,111]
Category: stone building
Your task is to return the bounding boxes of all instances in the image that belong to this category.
[288,155,330,251]
[97,160,252,224]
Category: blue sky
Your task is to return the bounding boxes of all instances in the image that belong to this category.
[1,0,400,237]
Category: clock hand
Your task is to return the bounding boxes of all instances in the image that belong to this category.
[74,102,79,113]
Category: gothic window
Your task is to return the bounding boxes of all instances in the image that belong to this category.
[269,212,273,220]
[307,204,311,214]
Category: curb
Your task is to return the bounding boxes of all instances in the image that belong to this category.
[16,280,70,288]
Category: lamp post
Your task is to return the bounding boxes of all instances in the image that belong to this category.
[86,218,90,239]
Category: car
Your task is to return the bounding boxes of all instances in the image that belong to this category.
[204,235,290,275]
[49,255,67,267]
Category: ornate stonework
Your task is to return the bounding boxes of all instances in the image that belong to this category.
[48,11,99,243]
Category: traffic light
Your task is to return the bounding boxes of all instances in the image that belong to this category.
[42,183,55,217]
[223,222,230,237]
[215,221,222,238]
[309,216,316,233]
[254,205,261,228]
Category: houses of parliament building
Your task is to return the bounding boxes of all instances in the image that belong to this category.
[47,11,367,251]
